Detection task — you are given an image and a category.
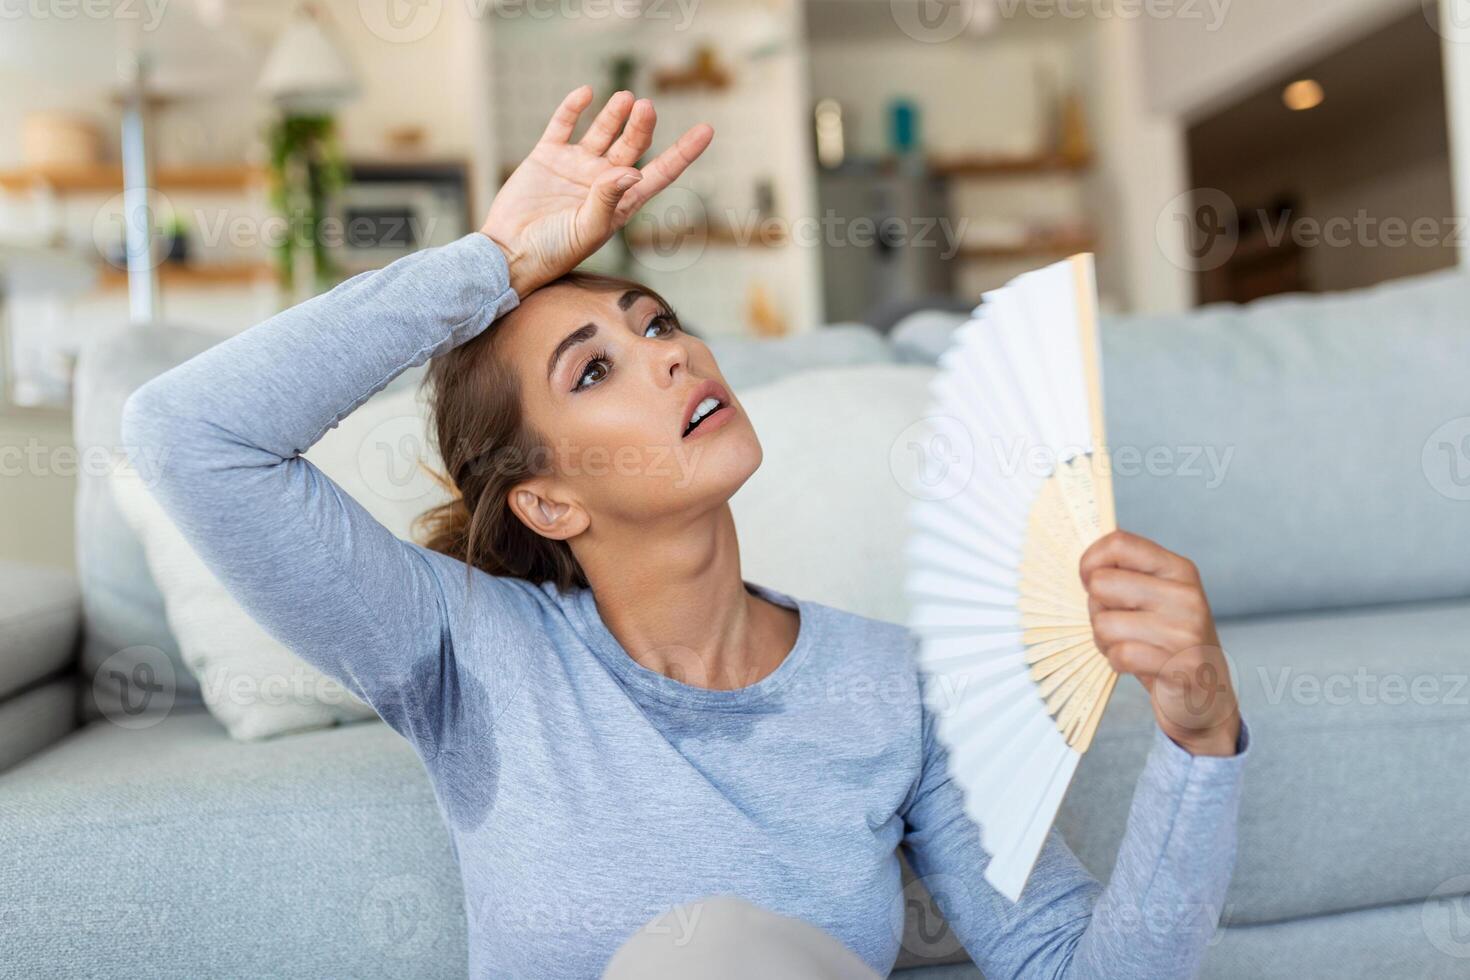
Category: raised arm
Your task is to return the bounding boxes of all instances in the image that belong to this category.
[120,85,712,747]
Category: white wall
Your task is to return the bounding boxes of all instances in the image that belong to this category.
[0,0,491,569]
[1443,0,1470,269]
[489,0,823,334]
[1084,16,1195,312]
[1140,0,1422,119]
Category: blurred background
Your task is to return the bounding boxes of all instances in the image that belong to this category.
[2,0,1468,568]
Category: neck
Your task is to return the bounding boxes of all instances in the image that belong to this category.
[572,503,786,690]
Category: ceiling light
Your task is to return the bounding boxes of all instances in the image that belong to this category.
[1282,79,1325,111]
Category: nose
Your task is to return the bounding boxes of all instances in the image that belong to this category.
[648,334,688,387]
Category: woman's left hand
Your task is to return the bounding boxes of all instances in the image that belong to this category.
[1079,530,1242,757]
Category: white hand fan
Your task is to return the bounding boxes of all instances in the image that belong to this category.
[904,253,1116,903]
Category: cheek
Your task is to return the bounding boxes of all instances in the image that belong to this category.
[542,391,682,496]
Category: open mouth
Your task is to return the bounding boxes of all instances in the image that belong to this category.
[683,396,726,437]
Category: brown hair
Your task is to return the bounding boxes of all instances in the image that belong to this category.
[413,269,676,594]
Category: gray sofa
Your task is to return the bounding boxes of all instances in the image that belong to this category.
[3,266,1469,979]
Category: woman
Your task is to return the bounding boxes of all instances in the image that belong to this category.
[124,86,1248,979]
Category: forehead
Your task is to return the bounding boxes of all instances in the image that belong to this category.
[493,282,652,363]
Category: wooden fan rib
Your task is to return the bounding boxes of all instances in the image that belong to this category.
[1050,654,1112,736]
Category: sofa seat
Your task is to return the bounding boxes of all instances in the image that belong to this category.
[0,707,967,978]
[1060,596,1470,926]
[0,708,469,980]
[7,599,1467,975]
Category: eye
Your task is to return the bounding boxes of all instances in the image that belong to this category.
[573,349,611,392]
[643,312,679,338]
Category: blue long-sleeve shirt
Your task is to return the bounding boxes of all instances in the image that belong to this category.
[121,231,1249,979]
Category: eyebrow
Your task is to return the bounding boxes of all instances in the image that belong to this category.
[547,323,598,382]
[545,290,655,382]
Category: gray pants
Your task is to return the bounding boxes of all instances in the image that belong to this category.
[604,897,883,979]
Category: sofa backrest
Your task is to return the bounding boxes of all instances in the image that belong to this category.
[74,265,1469,698]
[74,322,217,716]
[1102,267,1470,619]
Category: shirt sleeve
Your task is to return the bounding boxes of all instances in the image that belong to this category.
[900,686,1251,980]
[119,232,525,750]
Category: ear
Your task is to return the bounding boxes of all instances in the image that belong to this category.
[507,481,589,542]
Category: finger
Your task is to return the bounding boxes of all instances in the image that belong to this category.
[539,85,595,145]
[606,98,655,168]
[575,168,644,244]
[1101,640,1171,682]
[578,90,635,155]
[1083,567,1196,613]
[1080,530,1198,586]
[614,123,715,219]
[1090,610,1194,655]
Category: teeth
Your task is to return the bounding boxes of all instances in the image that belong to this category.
[688,396,720,428]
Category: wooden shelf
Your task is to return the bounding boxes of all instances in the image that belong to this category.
[929,153,1092,178]
[0,164,267,194]
[651,68,732,93]
[954,231,1097,260]
[96,262,277,290]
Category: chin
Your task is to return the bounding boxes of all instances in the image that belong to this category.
[680,421,762,505]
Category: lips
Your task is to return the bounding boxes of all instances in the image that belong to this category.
[681,379,735,439]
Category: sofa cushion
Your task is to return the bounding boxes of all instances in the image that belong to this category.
[0,679,75,772]
[1059,596,1470,925]
[107,377,457,741]
[1102,268,1470,619]
[0,559,80,700]
[74,322,218,716]
[0,709,469,979]
[111,459,380,741]
[732,364,935,625]
[707,323,896,392]
[881,268,1470,619]
[73,322,431,723]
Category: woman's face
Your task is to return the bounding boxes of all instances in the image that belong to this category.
[493,280,763,534]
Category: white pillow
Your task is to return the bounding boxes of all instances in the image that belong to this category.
[731,364,937,624]
[112,384,454,741]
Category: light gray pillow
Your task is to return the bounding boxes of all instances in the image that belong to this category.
[111,385,452,740]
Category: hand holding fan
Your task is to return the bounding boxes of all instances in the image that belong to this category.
[903,254,1115,902]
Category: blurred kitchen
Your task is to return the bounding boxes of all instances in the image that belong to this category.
[2,0,1468,568]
